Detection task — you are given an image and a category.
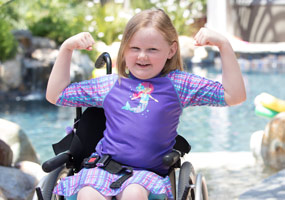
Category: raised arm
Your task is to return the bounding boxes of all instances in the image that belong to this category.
[46,32,95,104]
[194,28,246,106]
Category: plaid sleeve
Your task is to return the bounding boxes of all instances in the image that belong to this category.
[56,74,118,107]
[167,70,227,108]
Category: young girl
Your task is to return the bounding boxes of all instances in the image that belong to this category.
[46,8,246,200]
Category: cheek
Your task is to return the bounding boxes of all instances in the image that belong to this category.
[125,58,134,67]
[125,52,136,63]
[152,55,168,66]
[124,54,131,66]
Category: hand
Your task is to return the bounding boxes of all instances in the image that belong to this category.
[193,28,228,48]
[61,32,95,51]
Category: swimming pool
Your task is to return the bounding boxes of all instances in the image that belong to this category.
[1,67,285,163]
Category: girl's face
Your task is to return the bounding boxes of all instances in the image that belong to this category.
[124,27,177,80]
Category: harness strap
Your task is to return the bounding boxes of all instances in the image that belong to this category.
[104,159,124,173]
[84,154,133,189]
[103,160,134,189]
[110,166,133,189]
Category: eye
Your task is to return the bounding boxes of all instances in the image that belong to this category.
[149,48,158,52]
[130,46,140,51]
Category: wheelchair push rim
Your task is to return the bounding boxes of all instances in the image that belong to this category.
[194,173,208,200]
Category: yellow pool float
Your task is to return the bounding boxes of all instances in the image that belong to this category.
[255,93,285,113]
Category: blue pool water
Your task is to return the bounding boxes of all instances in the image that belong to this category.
[1,67,285,163]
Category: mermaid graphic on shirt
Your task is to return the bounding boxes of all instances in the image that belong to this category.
[122,82,158,113]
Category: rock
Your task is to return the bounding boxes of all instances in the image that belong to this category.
[32,36,57,49]
[15,161,47,186]
[22,57,53,93]
[12,30,33,57]
[0,118,39,164]
[0,54,23,92]
[0,139,13,167]
[2,31,115,98]
[0,166,35,200]
[261,112,285,170]
[31,48,58,64]
[2,31,60,98]
[250,130,264,163]
[0,188,7,200]
[71,50,94,81]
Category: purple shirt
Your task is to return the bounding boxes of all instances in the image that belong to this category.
[57,70,226,174]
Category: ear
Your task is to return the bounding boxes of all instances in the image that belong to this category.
[167,42,178,59]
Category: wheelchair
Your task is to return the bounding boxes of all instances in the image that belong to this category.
[34,52,208,200]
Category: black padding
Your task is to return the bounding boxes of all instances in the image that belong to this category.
[50,107,106,172]
[69,134,83,157]
[73,107,106,171]
[52,132,74,155]
[174,135,191,154]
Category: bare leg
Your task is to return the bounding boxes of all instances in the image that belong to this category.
[116,184,150,200]
[77,186,112,200]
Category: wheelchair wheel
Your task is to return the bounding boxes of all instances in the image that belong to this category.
[177,161,195,200]
[41,165,69,200]
[178,161,208,200]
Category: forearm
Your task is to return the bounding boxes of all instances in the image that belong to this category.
[219,41,246,105]
[46,32,95,105]
[46,46,73,104]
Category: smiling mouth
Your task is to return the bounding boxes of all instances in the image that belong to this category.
[137,63,150,67]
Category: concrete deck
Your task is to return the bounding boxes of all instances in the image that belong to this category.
[184,152,282,200]
[230,41,285,54]
[239,169,285,200]
[208,35,285,54]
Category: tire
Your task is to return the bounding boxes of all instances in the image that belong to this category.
[41,165,70,200]
[178,161,196,200]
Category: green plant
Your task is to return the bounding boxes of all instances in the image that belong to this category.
[23,1,128,61]
[88,2,128,45]
[26,1,89,44]
[0,17,18,62]
[131,0,207,36]
[0,0,207,62]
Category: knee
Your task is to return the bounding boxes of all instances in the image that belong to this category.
[77,187,92,200]
[78,186,106,200]
[120,184,149,200]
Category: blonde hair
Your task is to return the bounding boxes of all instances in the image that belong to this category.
[117,8,183,78]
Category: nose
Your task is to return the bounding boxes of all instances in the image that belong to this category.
[138,51,147,60]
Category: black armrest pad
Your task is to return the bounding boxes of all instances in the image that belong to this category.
[163,150,181,167]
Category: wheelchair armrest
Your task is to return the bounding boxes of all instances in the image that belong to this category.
[163,150,181,167]
[42,151,71,173]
